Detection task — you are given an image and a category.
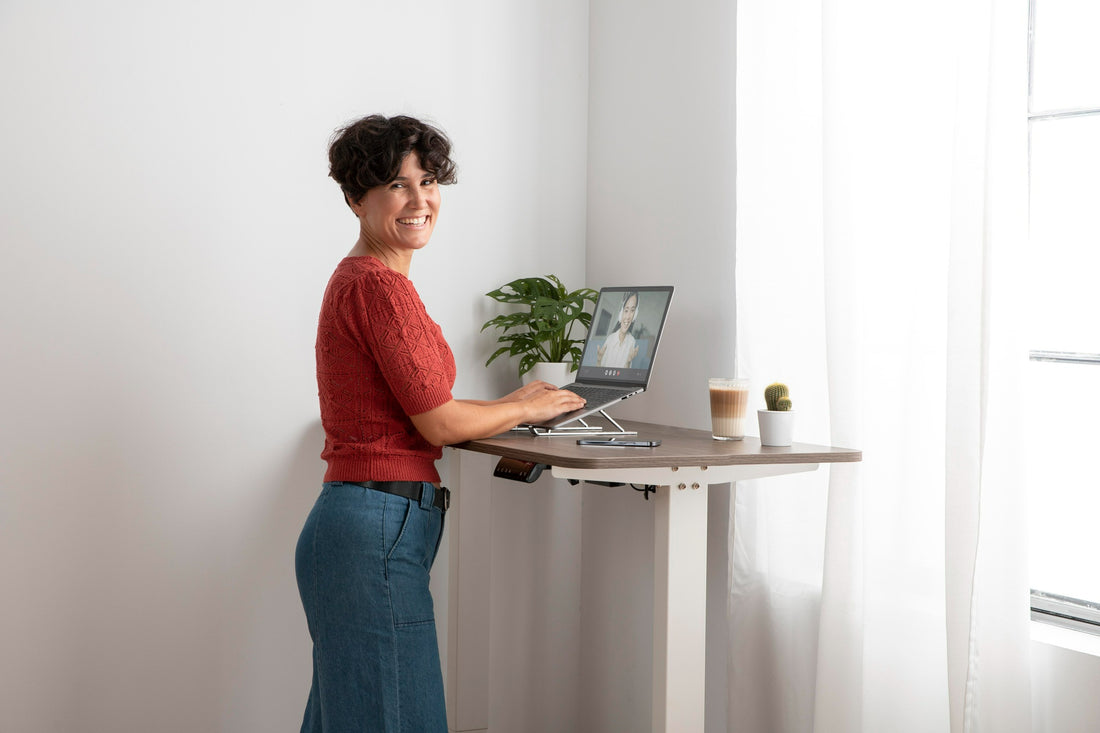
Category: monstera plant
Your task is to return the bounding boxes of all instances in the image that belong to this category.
[481,275,598,380]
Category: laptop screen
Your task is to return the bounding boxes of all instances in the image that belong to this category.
[575,286,674,386]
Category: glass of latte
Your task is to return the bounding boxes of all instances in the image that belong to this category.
[708,378,750,440]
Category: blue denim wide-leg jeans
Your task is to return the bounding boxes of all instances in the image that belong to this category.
[295,481,447,733]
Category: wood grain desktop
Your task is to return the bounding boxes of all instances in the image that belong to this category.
[451,419,861,471]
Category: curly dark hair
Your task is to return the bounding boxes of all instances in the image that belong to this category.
[328,114,458,206]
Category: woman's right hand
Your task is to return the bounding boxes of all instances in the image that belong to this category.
[519,386,586,425]
[498,380,558,403]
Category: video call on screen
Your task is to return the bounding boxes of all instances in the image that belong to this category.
[579,289,672,380]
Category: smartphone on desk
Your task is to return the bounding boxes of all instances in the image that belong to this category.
[576,438,662,447]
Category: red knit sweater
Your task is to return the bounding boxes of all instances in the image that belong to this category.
[315,256,456,483]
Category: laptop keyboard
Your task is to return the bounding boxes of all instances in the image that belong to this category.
[562,384,633,406]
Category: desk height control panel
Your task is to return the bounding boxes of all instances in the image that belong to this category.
[492,457,547,483]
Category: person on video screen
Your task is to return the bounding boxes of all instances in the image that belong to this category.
[596,291,640,368]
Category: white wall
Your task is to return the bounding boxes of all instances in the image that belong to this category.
[582,1,738,731]
[1031,636,1100,732]
[0,1,588,731]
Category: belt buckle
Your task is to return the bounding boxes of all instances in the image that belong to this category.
[441,486,451,511]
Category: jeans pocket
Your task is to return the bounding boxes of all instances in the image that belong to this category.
[428,509,446,571]
[384,497,414,575]
[384,500,439,627]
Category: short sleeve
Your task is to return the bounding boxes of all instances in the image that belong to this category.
[336,270,455,416]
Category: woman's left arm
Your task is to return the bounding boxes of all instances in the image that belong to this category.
[456,380,559,406]
[411,383,585,446]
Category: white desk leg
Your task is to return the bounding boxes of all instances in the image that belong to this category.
[652,481,709,733]
[444,450,491,732]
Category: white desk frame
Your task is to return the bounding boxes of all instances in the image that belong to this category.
[443,448,823,733]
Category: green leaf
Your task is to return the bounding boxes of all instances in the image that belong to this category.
[485,346,512,366]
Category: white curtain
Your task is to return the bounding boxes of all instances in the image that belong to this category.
[731,1,1031,731]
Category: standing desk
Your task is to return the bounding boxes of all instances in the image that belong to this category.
[443,419,861,733]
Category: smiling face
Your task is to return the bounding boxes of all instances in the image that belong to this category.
[620,294,638,331]
[350,153,440,256]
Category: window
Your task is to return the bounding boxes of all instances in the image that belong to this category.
[1026,0,1100,633]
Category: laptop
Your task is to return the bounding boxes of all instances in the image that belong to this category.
[526,285,674,429]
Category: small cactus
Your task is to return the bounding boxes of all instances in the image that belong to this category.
[764,382,792,411]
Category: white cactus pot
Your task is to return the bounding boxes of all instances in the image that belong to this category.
[757,410,794,447]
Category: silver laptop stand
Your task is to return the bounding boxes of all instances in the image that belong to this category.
[515,410,638,437]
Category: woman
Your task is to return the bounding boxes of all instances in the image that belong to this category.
[596,291,641,368]
[295,115,585,732]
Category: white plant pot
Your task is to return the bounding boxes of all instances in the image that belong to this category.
[757,410,794,447]
[522,361,576,388]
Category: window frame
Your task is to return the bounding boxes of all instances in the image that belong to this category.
[1026,0,1100,633]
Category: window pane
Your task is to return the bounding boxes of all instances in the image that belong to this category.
[1030,0,1100,111]
[1026,360,1100,602]
[1026,114,1100,353]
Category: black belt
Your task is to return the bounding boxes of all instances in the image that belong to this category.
[354,481,450,512]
